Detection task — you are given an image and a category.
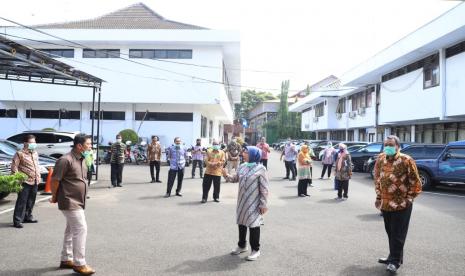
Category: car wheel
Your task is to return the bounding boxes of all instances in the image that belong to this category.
[0,191,10,200]
[369,164,375,179]
[50,154,62,159]
[418,170,432,190]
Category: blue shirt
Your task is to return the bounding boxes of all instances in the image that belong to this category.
[167,145,188,170]
[284,143,298,162]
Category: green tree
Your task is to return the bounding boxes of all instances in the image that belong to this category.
[119,129,138,145]
[235,89,276,120]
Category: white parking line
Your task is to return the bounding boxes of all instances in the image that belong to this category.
[423,191,465,198]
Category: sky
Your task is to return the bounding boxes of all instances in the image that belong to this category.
[0,0,461,94]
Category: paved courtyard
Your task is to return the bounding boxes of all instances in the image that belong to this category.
[0,151,464,276]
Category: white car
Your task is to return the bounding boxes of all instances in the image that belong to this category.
[7,131,79,158]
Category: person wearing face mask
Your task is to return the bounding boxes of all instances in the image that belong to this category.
[222,146,269,261]
[11,134,41,229]
[256,137,271,169]
[226,137,241,174]
[320,142,335,179]
[191,138,204,179]
[201,139,226,203]
[297,145,315,197]
[110,134,126,188]
[165,137,188,197]
[334,143,353,200]
[374,135,421,274]
[50,134,96,275]
[280,138,297,181]
[147,135,162,183]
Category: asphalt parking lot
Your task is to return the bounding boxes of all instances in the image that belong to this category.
[0,151,464,276]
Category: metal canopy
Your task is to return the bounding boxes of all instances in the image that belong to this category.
[0,35,103,88]
[0,35,103,180]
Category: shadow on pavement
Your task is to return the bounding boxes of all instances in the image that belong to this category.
[0,266,60,276]
[319,188,337,192]
[356,213,383,222]
[164,254,242,274]
[178,201,203,206]
[0,222,12,228]
[338,264,388,276]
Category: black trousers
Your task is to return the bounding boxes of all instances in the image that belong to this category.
[110,163,124,186]
[336,179,349,198]
[321,164,333,178]
[202,174,221,200]
[298,179,311,196]
[238,224,260,251]
[167,168,184,195]
[382,204,413,266]
[284,161,297,179]
[260,159,268,169]
[192,160,203,177]
[13,183,38,225]
[149,161,161,181]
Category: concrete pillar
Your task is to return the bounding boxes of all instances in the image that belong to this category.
[411,125,416,142]
[327,131,331,140]
[354,129,360,142]
[345,129,349,141]
[384,127,391,139]
[439,48,447,120]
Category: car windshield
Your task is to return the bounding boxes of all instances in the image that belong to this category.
[0,142,18,156]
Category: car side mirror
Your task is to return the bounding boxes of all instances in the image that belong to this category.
[443,153,451,161]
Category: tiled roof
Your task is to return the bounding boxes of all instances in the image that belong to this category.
[32,2,207,30]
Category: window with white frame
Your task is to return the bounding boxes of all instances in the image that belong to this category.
[314,102,324,117]
[423,54,439,89]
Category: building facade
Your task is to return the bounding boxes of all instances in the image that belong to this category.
[291,3,465,143]
[0,3,240,148]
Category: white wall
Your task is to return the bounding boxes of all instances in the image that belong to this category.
[379,69,442,124]
[445,51,465,117]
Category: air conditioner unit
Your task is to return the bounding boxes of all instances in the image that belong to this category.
[336,113,342,120]
[349,111,357,119]
[358,107,366,116]
[304,124,310,129]
[313,117,319,123]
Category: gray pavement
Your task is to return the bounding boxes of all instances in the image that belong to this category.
[1,151,464,276]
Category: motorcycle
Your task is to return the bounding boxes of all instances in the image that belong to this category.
[133,144,148,165]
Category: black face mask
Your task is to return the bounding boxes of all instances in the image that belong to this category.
[196,142,201,146]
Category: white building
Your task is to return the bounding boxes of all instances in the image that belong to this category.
[0,3,240,147]
[291,2,465,144]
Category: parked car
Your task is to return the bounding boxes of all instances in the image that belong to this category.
[414,140,465,190]
[7,130,79,158]
[318,142,369,160]
[0,157,11,200]
[364,143,446,178]
[350,142,411,172]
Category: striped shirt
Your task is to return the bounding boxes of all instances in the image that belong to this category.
[110,142,126,164]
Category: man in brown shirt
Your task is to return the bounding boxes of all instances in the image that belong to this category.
[147,135,162,183]
[50,134,95,275]
[12,134,41,228]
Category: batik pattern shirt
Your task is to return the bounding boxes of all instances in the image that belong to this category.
[374,152,422,212]
[110,142,126,164]
[147,142,161,161]
[227,142,241,161]
[11,149,41,185]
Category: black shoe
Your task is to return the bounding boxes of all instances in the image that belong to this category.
[164,193,170,198]
[200,175,203,179]
[283,177,289,180]
[378,258,390,264]
[156,180,162,183]
[304,194,310,197]
[23,219,38,223]
[291,178,296,181]
[175,193,182,197]
[150,179,156,183]
[386,263,400,273]
[192,175,195,179]
[298,194,306,197]
[117,184,123,187]
[214,199,220,203]
[13,223,23,228]
[201,199,207,203]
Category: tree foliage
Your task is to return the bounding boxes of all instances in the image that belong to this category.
[235,89,277,120]
[0,172,28,193]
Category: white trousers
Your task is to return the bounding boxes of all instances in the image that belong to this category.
[227,160,239,173]
[61,209,87,266]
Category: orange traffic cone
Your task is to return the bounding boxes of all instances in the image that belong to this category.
[41,167,53,195]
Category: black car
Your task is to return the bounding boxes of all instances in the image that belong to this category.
[350,142,411,172]
[364,144,446,178]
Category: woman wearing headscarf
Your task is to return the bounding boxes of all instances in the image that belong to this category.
[334,143,353,200]
[320,141,335,179]
[222,146,269,261]
[297,145,315,197]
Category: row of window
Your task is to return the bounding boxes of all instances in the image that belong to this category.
[381,53,439,89]
[38,49,193,59]
[4,109,193,121]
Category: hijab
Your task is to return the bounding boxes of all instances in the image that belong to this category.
[246,146,262,164]
[299,144,310,158]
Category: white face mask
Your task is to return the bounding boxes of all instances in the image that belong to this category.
[116,138,122,143]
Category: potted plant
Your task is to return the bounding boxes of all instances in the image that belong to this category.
[0,172,28,199]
